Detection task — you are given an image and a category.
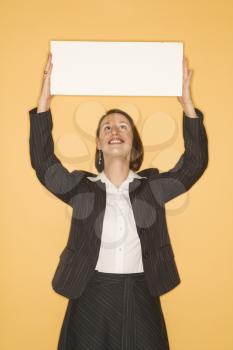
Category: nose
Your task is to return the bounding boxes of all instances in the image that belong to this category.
[111,125,120,134]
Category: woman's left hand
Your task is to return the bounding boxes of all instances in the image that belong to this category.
[177,56,193,106]
[177,56,198,117]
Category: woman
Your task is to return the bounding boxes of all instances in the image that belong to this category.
[29,52,208,349]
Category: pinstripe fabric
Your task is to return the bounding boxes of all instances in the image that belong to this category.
[57,269,170,350]
[28,106,208,300]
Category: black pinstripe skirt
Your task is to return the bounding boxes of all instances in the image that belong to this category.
[57,269,170,350]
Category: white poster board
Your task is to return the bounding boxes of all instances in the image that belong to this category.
[50,41,183,96]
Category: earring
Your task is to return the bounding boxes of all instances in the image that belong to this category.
[98,149,102,165]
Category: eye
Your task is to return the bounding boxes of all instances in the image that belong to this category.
[120,124,128,129]
[103,125,111,131]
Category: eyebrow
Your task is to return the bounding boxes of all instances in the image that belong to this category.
[101,121,130,127]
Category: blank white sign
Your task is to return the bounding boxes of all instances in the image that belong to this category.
[50,41,183,96]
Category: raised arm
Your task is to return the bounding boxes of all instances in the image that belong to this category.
[29,53,84,206]
[153,56,209,204]
[157,107,208,204]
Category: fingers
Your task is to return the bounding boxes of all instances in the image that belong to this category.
[45,53,51,71]
[43,52,53,78]
[188,69,193,82]
[47,52,52,65]
[182,56,192,82]
[183,56,188,79]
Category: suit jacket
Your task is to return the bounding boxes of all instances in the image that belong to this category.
[29,106,208,299]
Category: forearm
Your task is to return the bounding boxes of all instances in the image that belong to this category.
[158,107,208,203]
[183,107,208,169]
[28,107,82,206]
[29,107,56,171]
[181,100,199,118]
[37,97,52,113]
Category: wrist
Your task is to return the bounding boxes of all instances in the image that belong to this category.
[179,100,197,117]
[183,105,198,118]
[37,97,51,113]
[180,98,194,109]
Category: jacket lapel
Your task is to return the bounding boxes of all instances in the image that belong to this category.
[88,168,159,243]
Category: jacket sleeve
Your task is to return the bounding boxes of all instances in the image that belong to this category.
[157,107,209,204]
[29,107,85,206]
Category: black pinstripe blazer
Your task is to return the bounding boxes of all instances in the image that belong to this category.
[29,106,208,299]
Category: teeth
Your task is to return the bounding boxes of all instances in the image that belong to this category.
[109,139,123,144]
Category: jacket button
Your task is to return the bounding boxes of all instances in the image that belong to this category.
[143,251,149,259]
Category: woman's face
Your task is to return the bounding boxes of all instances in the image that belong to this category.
[96,113,133,162]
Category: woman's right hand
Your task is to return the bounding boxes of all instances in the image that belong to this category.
[37,52,54,113]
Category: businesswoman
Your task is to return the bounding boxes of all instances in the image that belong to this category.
[29,52,208,350]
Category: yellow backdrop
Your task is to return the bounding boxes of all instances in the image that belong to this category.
[1,0,233,349]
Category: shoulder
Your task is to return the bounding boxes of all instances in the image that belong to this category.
[136,167,160,179]
[71,169,98,183]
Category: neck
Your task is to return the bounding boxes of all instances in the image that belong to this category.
[103,158,131,187]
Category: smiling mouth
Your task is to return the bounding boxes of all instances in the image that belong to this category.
[108,139,124,145]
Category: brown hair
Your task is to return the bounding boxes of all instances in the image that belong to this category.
[95,108,144,172]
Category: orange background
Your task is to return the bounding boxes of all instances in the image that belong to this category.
[1,1,233,349]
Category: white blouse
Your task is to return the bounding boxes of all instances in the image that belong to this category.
[87,169,147,273]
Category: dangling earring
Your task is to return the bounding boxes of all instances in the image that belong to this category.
[98,149,102,165]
